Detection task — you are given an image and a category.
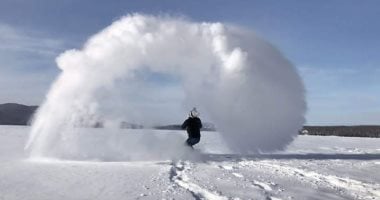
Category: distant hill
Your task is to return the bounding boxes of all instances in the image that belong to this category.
[0,103,38,125]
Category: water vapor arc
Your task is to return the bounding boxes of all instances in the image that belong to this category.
[26,14,306,160]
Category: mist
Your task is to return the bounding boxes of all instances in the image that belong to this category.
[25,14,306,160]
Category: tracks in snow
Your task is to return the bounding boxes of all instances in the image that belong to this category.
[217,163,281,200]
[167,157,380,200]
[169,161,228,200]
[239,160,380,200]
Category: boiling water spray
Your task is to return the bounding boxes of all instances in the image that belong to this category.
[26,14,306,160]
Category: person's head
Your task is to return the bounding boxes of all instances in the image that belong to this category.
[189,107,199,118]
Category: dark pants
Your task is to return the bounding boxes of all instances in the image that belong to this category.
[186,137,200,147]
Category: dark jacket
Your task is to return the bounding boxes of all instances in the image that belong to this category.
[181,117,202,138]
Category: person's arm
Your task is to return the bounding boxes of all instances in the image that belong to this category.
[198,119,203,129]
[181,119,188,129]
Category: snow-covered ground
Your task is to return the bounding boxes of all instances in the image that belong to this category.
[0,125,379,200]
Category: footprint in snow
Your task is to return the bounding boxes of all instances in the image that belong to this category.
[218,165,234,170]
[251,180,273,191]
[232,173,244,178]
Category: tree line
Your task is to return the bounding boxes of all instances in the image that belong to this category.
[300,126,380,138]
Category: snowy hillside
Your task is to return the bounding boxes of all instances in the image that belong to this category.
[0,126,379,200]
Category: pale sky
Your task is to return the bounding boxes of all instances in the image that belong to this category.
[0,0,379,125]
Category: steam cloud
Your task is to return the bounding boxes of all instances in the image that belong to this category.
[26,14,306,160]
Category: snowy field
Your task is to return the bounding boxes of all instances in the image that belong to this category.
[0,126,379,200]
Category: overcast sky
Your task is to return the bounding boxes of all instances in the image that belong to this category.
[0,0,379,125]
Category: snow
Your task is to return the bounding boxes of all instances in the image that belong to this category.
[0,125,379,200]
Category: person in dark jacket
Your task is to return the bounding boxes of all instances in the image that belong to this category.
[181,108,203,148]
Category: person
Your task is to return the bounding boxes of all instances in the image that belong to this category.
[181,107,203,148]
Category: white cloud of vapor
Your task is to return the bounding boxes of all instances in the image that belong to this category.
[25,14,306,160]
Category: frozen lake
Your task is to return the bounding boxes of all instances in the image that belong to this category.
[0,125,379,200]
